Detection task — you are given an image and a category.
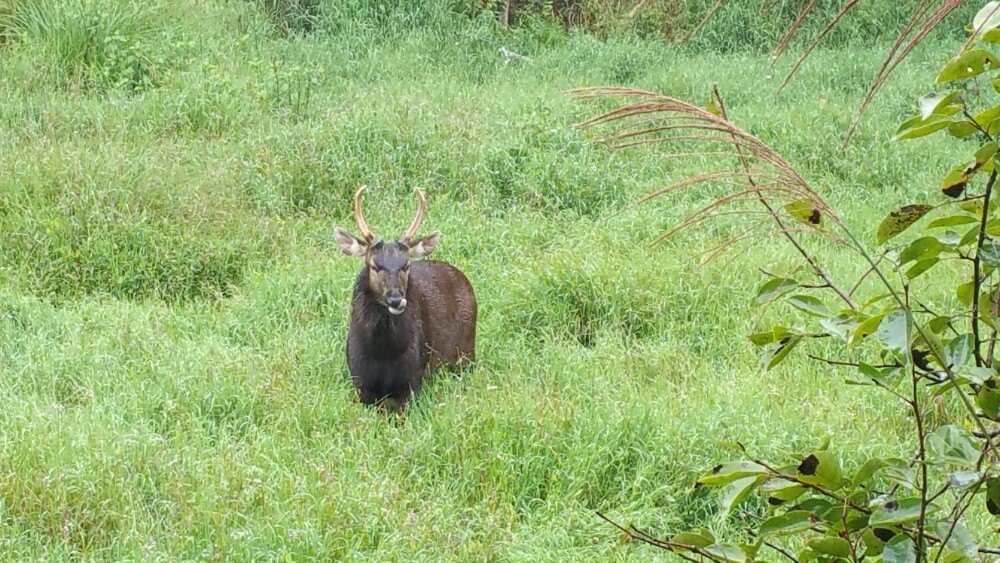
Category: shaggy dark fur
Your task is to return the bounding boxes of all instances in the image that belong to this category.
[346,259,476,411]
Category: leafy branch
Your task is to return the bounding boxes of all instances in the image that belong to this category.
[576,4,1000,561]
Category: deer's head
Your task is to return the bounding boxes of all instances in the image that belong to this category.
[335,185,440,315]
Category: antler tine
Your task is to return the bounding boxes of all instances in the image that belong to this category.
[353,185,373,241]
[402,187,426,241]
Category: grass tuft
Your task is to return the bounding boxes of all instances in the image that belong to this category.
[0,0,172,92]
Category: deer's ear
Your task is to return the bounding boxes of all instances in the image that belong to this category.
[335,227,367,257]
[407,231,440,257]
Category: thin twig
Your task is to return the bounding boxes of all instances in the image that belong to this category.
[764,541,799,563]
[987,282,1000,362]
[687,0,723,41]
[594,512,709,562]
[777,0,863,92]
[808,354,911,402]
[911,353,929,560]
[932,470,986,563]
[771,0,817,63]
[840,0,960,149]
[973,171,999,366]
[626,0,651,18]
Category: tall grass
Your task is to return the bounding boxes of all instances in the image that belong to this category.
[0,0,173,91]
[0,0,984,558]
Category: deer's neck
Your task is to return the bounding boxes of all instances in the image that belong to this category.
[352,271,412,356]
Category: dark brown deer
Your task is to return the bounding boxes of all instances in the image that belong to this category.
[335,185,477,412]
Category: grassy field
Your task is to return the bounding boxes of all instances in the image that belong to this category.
[0,0,989,559]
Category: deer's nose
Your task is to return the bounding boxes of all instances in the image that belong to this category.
[386,293,406,314]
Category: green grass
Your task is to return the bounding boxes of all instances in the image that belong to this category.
[0,0,990,559]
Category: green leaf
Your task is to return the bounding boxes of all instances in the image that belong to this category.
[720,476,762,515]
[975,106,1000,133]
[819,315,856,342]
[898,236,944,265]
[761,478,806,506]
[697,461,768,486]
[763,335,803,371]
[851,313,888,344]
[862,293,893,310]
[704,545,747,562]
[932,545,970,563]
[975,2,1000,34]
[927,214,978,229]
[936,48,1000,83]
[795,498,834,518]
[877,205,934,243]
[981,292,999,330]
[944,334,973,367]
[869,498,927,526]
[977,381,1000,420]
[759,511,812,536]
[796,548,819,562]
[949,470,983,489]
[928,316,953,333]
[863,527,897,556]
[882,458,918,491]
[960,199,984,215]
[815,435,831,452]
[749,325,792,346]
[938,144,996,197]
[883,535,917,563]
[796,451,842,489]
[784,200,823,227]
[851,458,888,486]
[671,528,714,550]
[955,365,995,385]
[785,294,829,317]
[926,425,979,465]
[919,91,961,119]
[941,164,972,198]
[906,257,939,279]
[895,114,957,140]
[959,225,981,247]
[986,477,1000,515]
[875,311,911,356]
[755,278,798,303]
[957,282,975,306]
[948,120,979,138]
[737,539,762,560]
[805,536,852,559]
[980,239,1000,267]
[976,140,999,163]
[958,225,979,247]
[852,362,888,387]
[938,231,962,246]
[934,520,979,560]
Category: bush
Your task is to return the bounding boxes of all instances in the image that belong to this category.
[0,146,275,302]
[0,0,170,92]
[247,0,321,36]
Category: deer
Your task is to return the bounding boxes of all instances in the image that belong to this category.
[334,185,477,413]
